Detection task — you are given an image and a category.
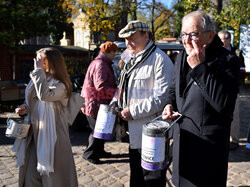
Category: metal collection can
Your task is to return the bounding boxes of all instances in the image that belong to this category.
[141,120,170,171]
[93,104,117,140]
[5,118,30,139]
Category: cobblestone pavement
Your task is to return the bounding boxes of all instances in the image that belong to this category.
[0,88,249,187]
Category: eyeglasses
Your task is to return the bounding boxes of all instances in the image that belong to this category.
[180,31,201,40]
[180,30,210,40]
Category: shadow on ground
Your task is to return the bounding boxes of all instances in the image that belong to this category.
[69,128,90,146]
[0,125,15,145]
[228,145,250,162]
[100,158,130,164]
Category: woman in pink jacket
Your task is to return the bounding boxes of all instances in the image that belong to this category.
[81,41,118,164]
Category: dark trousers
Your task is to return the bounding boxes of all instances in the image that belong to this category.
[129,148,167,187]
[83,116,105,159]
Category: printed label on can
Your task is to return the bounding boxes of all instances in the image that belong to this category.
[141,134,165,163]
[95,112,116,134]
[5,119,30,138]
[5,121,14,136]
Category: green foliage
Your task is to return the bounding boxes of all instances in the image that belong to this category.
[173,0,213,37]
[154,9,176,40]
[0,0,72,50]
[214,0,249,47]
[173,0,249,46]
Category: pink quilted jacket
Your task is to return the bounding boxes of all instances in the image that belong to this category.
[81,52,117,118]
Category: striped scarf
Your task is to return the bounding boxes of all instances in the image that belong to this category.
[117,42,156,109]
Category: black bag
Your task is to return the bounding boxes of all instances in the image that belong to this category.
[114,117,129,143]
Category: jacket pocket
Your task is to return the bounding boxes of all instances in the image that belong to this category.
[200,125,226,135]
[134,66,152,80]
[133,66,152,88]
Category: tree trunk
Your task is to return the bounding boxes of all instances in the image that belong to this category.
[130,0,137,20]
[151,0,156,41]
[121,0,128,28]
[212,0,223,14]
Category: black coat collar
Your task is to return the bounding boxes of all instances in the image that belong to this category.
[205,34,224,61]
[178,35,224,98]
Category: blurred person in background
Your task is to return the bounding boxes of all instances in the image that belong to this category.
[218,30,246,85]
[218,30,245,150]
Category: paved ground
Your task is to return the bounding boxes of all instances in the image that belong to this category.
[0,87,249,187]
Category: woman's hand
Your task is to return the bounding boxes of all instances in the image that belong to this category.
[162,104,180,120]
[15,104,28,115]
[33,53,43,69]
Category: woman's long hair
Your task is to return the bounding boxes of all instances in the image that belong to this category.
[36,47,72,97]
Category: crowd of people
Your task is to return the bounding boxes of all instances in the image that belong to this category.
[12,10,247,187]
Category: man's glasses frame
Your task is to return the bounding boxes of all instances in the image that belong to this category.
[180,30,210,40]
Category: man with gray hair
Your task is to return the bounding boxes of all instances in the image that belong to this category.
[218,30,232,50]
[162,11,240,186]
[112,20,174,186]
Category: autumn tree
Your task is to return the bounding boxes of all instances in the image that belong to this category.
[173,0,249,46]
[214,0,249,46]
[74,0,115,42]
[0,0,72,79]
[139,0,176,41]
[66,0,178,43]
[173,0,213,37]
[63,0,141,43]
[212,0,223,13]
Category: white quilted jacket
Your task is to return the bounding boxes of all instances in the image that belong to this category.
[126,41,174,149]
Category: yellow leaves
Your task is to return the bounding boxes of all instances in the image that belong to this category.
[217,0,249,46]
[72,0,116,39]
[179,0,248,46]
[182,0,212,15]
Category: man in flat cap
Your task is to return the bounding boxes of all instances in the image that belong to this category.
[112,20,174,186]
[81,41,118,164]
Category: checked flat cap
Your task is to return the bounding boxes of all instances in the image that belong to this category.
[118,20,149,38]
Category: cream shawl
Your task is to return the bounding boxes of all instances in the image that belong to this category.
[13,75,58,176]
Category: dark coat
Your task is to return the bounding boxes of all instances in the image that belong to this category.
[230,45,246,84]
[166,35,240,187]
